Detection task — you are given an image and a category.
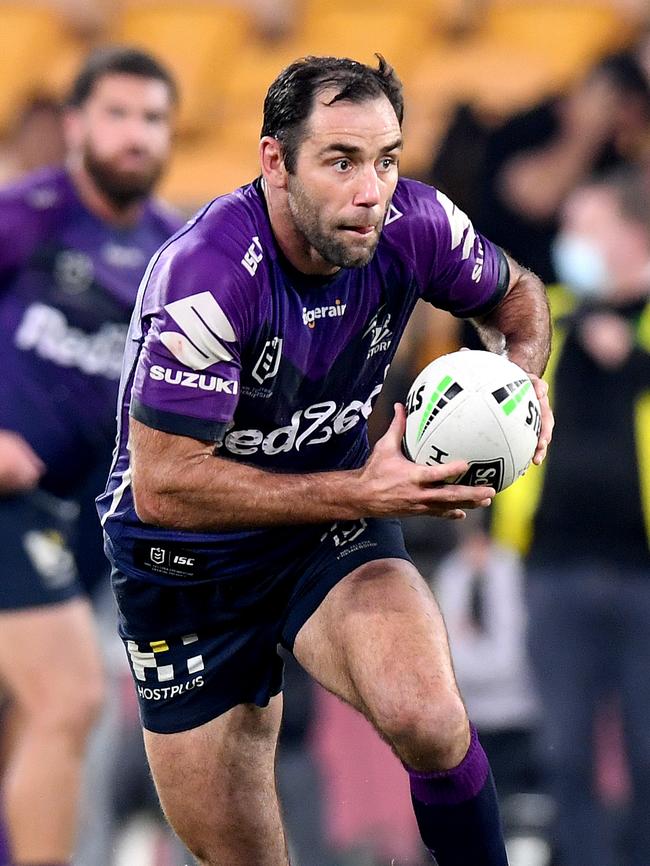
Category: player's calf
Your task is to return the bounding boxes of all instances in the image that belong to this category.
[405,722,509,866]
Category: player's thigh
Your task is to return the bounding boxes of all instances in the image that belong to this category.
[144,695,283,838]
[0,598,103,724]
[293,557,462,732]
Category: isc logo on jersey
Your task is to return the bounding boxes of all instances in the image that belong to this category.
[149,364,238,394]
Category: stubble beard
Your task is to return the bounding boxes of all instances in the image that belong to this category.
[287,175,382,269]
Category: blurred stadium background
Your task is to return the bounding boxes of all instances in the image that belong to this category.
[1,0,646,208]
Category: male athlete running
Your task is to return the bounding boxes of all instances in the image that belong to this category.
[99,56,552,866]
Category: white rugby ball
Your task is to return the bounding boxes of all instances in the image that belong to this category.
[403,350,540,492]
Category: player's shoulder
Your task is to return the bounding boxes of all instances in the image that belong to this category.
[145,196,185,237]
[142,180,268,309]
[380,177,457,258]
[193,178,269,253]
[0,165,70,226]
[390,177,457,227]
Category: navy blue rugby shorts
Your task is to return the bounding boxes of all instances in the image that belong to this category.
[113,517,412,734]
[0,490,84,610]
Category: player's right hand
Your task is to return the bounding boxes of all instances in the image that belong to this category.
[0,430,45,494]
[357,404,495,520]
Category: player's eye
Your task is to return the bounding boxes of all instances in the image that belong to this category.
[333,159,351,172]
[145,111,166,125]
[378,156,397,171]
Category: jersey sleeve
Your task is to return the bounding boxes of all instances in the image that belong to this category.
[129,231,255,443]
[395,182,510,318]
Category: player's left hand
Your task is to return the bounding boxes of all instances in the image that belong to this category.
[529,374,553,465]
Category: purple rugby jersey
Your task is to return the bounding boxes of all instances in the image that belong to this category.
[98,177,509,582]
[0,166,182,496]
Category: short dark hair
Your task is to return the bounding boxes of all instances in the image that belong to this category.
[596,167,650,233]
[261,55,404,172]
[66,46,178,108]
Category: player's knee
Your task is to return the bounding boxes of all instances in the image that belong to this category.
[31,673,105,744]
[378,691,468,771]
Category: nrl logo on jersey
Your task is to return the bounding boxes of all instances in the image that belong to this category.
[252,336,282,384]
[364,304,393,358]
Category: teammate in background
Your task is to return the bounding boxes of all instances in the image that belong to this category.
[0,47,180,866]
[98,56,553,866]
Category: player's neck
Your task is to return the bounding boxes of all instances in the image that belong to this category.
[262,178,340,277]
[67,160,145,228]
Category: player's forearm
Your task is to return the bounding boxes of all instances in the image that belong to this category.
[131,423,366,530]
[473,267,551,377]
[138,462,367,529]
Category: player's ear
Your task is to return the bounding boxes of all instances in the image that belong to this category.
[63,106,84,152]
[260,136,287,190]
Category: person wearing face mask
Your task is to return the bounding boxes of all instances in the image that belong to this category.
[490,166,650,866]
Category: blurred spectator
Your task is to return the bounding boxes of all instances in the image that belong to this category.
[492,166,650,866]
[434,530,539,796]
[0,96,66,186]
[47,0,116,39]
[235,0,298,41]
[434,529,552,865]
[313,688,425,866]
[430,51,650,283]
[483,51,650,282]
[276,652,339,866]
[0,47,181,866]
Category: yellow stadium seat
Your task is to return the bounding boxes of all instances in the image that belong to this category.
[0,4,71,135]
[296,2,436,77]
[300,0,449,30]
[482,1,633,68]
[160,117,261,210]
[113,1,254,135]
[408,0,633,121]
[219,39,300,117]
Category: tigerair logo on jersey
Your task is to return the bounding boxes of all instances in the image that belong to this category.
[302,299,347,328]
[127,633,205,702]
[148,364,238,394]
[14,302,127,379]
[224,375,387,456]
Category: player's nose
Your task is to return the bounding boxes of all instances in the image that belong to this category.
[123,115,154,148]
[352,164,381,208]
